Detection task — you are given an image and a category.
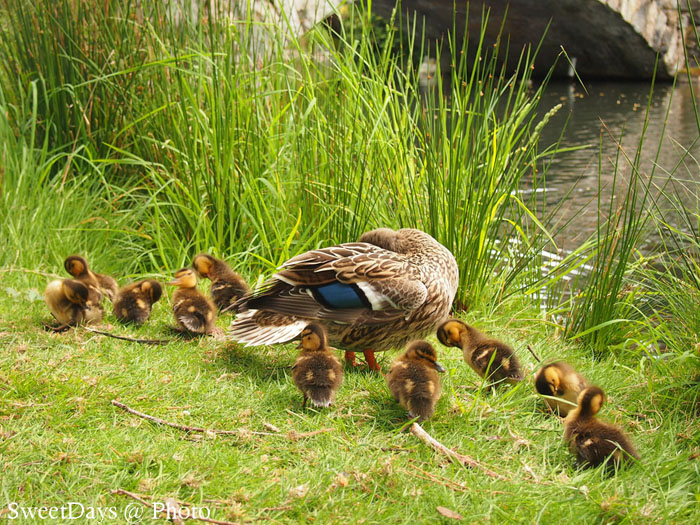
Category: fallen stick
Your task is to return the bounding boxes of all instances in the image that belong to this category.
[112,489,238,525]
[526,345,541,363]
[409,423,505,480]
[286,429,332,441]
[111,400,315,439]
[410,464,469,492]
[83,326,171,345]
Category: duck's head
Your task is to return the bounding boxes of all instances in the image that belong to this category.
[62,279,90,304]
[536,364,564,397]
[141,280,163,302]
[193,254,216,279]
[359,228,400,252]
[576,386,605,418]
[405,340,445,373]
[168,268,198,289]
[297,323,327,352]
[437,319,470,348]
[64,255,90,278]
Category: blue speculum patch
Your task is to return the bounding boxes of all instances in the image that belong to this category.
[312,282,369,309]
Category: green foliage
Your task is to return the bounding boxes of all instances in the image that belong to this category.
[1,270,699,523]
[0,0,561,310]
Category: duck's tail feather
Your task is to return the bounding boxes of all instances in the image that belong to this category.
[229,309,307,346]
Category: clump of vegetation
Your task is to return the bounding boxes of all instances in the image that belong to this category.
[1,1,700,521]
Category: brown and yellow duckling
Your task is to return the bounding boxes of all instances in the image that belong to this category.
[192,253,250,313]
[113,279,163,325]
[64,255,118,302]
[44,278,103,327]
[564,386,639,470]
[168,268,216,334]
[535,361,589,416]
[291,323,343,408]
[437,318,523,386]
[386,341,445,421]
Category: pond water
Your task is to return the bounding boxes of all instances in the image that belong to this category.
[534,80,700,251]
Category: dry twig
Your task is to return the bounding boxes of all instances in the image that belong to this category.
[83,326,170,345]
[526,345,541,363]
[410,464,469,492]
[410,423,505,480]
[286,429,332,441]
[111,400,323,440]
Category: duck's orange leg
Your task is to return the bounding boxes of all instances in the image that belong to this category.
[363,349,381,372]
[344,351,358,367]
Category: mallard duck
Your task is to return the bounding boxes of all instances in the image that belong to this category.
[231,228,459,372]
[386,340,445,421]
[168,268,216,334]
[535,361,589,416]
[437,319,523,386]
[113,279,163,325]
[64,255,118,301]
[44,278,103,326]
[291,323,343,408]
[564,386,638,469]
[192,253,250,313]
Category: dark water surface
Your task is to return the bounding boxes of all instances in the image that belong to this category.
[534,81,700,249]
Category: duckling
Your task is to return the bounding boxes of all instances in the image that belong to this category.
[564,386,638,470]
[113,279,163,325]
[386,341,445,421]
[64,255,118,301]
[192,254,250,313]
[44,278,103,326]
[437,319,523,386]
[291,323,343,408]
[168,268,216,334]
[535,361,589,416]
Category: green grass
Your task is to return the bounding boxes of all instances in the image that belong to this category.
[1,269,699,523]
[2,1,700,522]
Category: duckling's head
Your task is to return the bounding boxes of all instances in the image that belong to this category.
[63,279,90,304]
[536,364,564,396]
[297,323,327,352]
[193,254,216,279]
[576,386,605,418]
[64,255,89,278]
[437,319,469,348]
[405,340,446,373]
[141,280,163,303]
[168,268,198,289]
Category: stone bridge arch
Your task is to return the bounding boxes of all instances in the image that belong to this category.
[370,0,695,79]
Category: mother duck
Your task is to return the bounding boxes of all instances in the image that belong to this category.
[230,228,459,371]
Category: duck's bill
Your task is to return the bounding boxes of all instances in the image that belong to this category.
[434,361,446,373]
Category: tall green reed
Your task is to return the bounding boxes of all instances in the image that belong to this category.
[0,80,144,272]
[1,0,565,311]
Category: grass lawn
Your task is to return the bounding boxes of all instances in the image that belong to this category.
[1,267,698,523]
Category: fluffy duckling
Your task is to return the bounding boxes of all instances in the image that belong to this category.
[386,341,445,421]
[535,361,589,416]
[291,323,343,408]
[64,255,118,301]
[564,386,638,470]
[44,278,103,326]
[437,319,523,386]
[113,279,163,325]
[168,268,216,334]
[192,254,249,312]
